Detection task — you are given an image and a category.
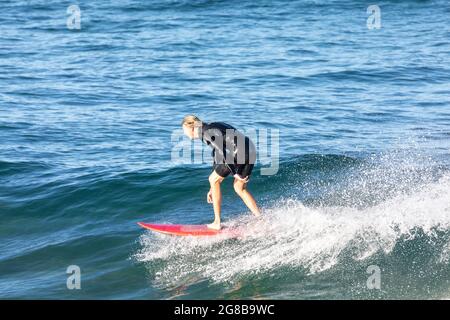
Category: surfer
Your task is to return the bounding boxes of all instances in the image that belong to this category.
[181,115,261,230]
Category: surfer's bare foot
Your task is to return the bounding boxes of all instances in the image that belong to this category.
[207,222,221,230]
[251,208,261,217]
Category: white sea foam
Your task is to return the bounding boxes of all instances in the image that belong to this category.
[136,172,450,287]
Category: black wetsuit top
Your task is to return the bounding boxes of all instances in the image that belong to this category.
[201,122,256,176]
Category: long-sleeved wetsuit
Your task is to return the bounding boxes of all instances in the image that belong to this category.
[201,122,256,178]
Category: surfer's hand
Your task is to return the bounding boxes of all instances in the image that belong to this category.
[234,174,249,183]
[207,190,213,203]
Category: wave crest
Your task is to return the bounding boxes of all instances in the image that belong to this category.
[136,172,450,287]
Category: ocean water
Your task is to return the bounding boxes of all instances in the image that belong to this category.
[1,0,450,299]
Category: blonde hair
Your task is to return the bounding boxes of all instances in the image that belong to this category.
[181,115,202,128]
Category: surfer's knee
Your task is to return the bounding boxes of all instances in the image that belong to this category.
[209,172,223,186]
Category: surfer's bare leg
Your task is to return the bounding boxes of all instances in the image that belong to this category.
[233,178,261,216]
[207,171,224,230]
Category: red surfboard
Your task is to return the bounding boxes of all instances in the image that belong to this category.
[138,222,240,237]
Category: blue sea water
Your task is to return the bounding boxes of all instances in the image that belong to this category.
[1,0,450,299]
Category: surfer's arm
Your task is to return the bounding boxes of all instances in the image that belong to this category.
[211,146,248,180]
[207,188,213,203]
[205,131,238,176]
[204,130,248,181]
